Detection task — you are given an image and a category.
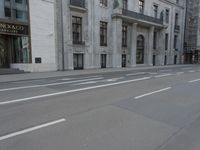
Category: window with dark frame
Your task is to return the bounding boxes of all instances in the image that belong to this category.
[153,31,157,49]
[174,35,177,50]
[123,0,128,10]
[165,33,168,50]
[175,13,178,25]
[72,16,82,44]
[100,21,107,46]
[139,0,144,14]
[122,25,128,47]
[153,4,158,18]
[4,7,11,17]
[165,9,169,23]
[99,0,107,7]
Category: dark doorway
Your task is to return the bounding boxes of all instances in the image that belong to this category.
[164,55,167,65]
[0,35,9,68]
[136,35,144,64]
[122,54,126,67]
[153,55,156,66]
[101,54,107,68]
[174,55,177,64]
[73,53,84,70]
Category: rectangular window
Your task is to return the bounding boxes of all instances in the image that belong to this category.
[15,0,23,4]
[153,31,157,49]
[72,16,82,44]
[122,25,128,47]
[4,7,11,17]
[99,0,107,7]
[175,13,178,25]
[139,0,144,14]
[123,0,128,10]
[15,10,23,19]
[153,5,158,18]
[100,21,107,46]
[165,9,169,23]
[165,33,168,50]
[174,35,177,50]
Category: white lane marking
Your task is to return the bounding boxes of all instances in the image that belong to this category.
[0,77,151,106]
[0,118,66,141]
[0,77,104,92]
[159,69,172,72]
[154,74,173,78]
[12,79,47,84]
[106,77,124,82]
[126,72,146,76]
[176,72,184,75]
[149,72,158,75]
[60,75,102,81]
[188,70,195,73]
[181,67,192,70]
[188,79,200,83]
[73,81,97,85]
[134,87,172,99]
[59,78,72,81]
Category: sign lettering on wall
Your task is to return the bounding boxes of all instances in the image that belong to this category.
[0,22,29,35]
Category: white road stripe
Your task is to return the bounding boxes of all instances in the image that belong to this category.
[73,81,97,85]
[126,72,146,76]
[188,70,195,73]
[154,74,173,78]
[0,118,66,141]
[149,72,158,75]
[0,77,151,106]
[134,87,172,99]
[0,77,103,92]
[181,67,192,70]
[188,79,200,83]
[159,69,172,72]
[60,75,102,81]
[176,72,184,75]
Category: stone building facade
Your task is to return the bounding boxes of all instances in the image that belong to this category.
[56,0,186,70]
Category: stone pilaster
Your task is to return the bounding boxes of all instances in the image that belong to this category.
[112,18,122,68]
[130,23,137,67]
[147,26,154,66]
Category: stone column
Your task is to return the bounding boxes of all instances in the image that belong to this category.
[147,26,154,66]
[130,23,137,67]
[157,30,165,65]
[112,18,122,68]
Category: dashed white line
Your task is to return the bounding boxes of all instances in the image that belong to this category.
[126,72,146,76]
[0,77,104,92]
[188,79,200,83]
[188,70,195,73]
[73,81,97,85]
[176,72,184,75]
[0,118,66,141]
[134,87,172,99]
[159,69,172,72]
[154,74,173,78]
[181,67,192,70]
[0,77,151,106]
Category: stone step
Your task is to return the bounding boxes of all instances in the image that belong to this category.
[0,68,25,75]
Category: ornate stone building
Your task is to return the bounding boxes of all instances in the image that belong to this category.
[56,0,186,70]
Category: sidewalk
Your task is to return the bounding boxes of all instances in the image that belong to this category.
[0,64,197,83]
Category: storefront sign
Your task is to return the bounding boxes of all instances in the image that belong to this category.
[0,22,29,35]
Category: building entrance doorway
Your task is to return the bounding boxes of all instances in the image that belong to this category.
[73,53,84,70]
[136,35,144,64]
[0,35,9,68]
[122,54,126,67]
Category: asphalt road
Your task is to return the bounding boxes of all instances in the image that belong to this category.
[0,65,200,150]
